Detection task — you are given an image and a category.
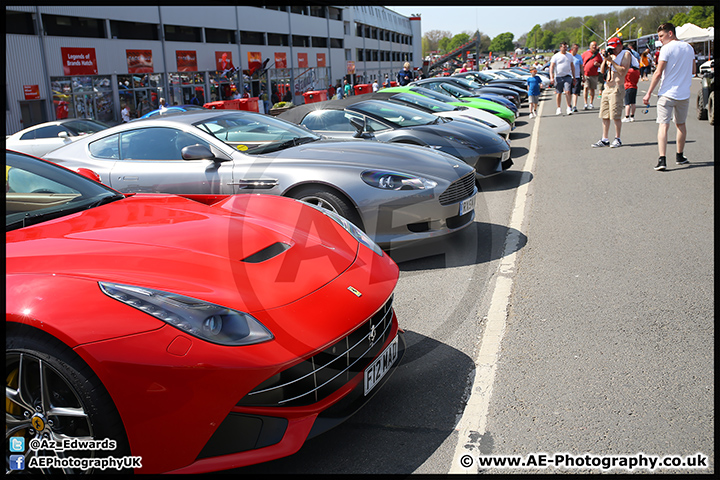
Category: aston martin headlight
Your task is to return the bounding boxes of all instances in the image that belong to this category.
[296,200,383,256]
[361,170,437,191]
[99,282,273,346]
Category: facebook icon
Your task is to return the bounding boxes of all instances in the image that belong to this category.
[10,455,25,470]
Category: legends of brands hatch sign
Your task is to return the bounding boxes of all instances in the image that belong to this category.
[61,47,98,76]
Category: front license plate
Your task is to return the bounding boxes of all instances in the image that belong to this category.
[364,335,399,396]
[459,194,476,216]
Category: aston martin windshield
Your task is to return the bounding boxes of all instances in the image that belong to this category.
[350,101,438,128]
[193,113,321,154]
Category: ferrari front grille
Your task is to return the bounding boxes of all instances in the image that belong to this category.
[438,171,475,206]
[237,296,394,408]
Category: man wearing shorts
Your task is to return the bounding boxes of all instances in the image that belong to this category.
[582,41,601,109]
[549,42,576,115]
[591,37,631,148]
[642,22,696,171]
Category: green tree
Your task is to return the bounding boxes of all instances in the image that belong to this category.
[489,32,514,56]
[448,32,471,51]
[540,30,554,51]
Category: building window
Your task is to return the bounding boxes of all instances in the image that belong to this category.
[309,6,326,18]
[110,20,158,41]
[42,14,106,39]
[268,33,289,47]
[329,7,343,21]
[50,76,115,123]
[330,38,343,49]
[6,11,35,35]
[117,74,165,118]
[356,24,363,37]
[343,21,350,35]
[357,49,364,62]
[292,35,309,47]
[240,30,265,45]
[312,37,327,48]
[290,6,307,15]
[205,28,235,44]
[265,6,286,11]
[164,25,202,43]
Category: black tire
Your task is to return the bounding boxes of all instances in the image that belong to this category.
[290,186,364,231]
[708,91,714,126]
[697,90,708,120]
[6,327,131,474]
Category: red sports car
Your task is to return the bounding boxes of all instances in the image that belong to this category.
[6,150,404,474]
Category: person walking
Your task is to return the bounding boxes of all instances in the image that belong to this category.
[591,36,632,148]
[397,62,413,86]
[343,78,352,97]
[372,78,379,92]
[382,73,391,88]
[526,67,542,118]
[581,41,602,109]
[121,103,131,123]
[569,43,584,112]
[639,48,651,80]
[548,41,576,115]
[641,22,696,171]
[622,63,640,122]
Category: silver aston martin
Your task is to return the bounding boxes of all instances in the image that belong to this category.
[43,110,478,249]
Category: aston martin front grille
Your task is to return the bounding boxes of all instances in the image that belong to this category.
[438,171,475,206]
[237,296,394,408]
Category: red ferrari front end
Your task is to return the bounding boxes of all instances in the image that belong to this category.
[6,151,403,474]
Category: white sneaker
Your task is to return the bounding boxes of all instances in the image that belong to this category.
[589,103,593,109]
[621,117,630,123]
[556,108,562,115]
[629,117,635,122]
[567,107,573,115]
[583,104,589,110]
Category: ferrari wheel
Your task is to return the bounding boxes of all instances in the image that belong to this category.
[6,329,130,474]
[291,186,364,230]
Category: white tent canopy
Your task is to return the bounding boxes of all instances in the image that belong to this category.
[676,23,714,43]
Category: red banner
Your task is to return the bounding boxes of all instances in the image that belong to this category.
[215,51,234,73]
[316,53,326,68]
[275,52,287,69]
[61,47,98,76]
[297,53,308,68]
[126,49,153,74]
[23,85,40,100]
[247,51,262,75]
[176,50,198,72]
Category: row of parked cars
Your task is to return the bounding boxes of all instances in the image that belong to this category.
[6,68,532,474]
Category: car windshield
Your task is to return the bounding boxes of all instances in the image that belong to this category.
[192,112,321,154]
[390,93,454,113]
[6,151,125,231]
[62,119,111,136]
[409,87,458,104]
[351,101,438,127]
[452,77,482,89]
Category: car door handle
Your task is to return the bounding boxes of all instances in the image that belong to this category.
[121,176,139,181]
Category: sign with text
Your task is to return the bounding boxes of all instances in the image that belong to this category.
[297,53,308,68]
[316,53,326,68]
[126,49,153,74]
[275,52,287,69]
[23,85,40,100]
[176,50,198,72]
[247,51,262,75]
[61,47,98,76]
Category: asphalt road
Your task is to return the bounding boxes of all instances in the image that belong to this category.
[225,76,714,474]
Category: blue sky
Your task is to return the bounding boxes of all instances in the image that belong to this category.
[386,6,638,40]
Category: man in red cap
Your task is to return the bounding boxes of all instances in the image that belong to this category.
[591,36,632,148]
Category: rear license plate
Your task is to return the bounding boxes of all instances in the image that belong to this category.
[364,335,399,395]
[459,194,476,216]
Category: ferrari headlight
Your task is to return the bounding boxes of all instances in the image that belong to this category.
[361,170,437,191]
[297,199,383,257]
[99,282,273,346]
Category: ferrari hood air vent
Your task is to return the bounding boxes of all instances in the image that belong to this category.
[241,242,292,263]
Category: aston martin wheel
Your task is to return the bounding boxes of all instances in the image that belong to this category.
[290,186,364,230]
[6,328,131,474]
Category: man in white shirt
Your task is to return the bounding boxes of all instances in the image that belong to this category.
[642,22,696,171]
[549,42,576,115]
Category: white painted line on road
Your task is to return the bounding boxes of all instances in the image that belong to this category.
[449,94,544,473]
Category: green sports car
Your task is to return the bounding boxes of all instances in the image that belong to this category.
[380,85,516,127]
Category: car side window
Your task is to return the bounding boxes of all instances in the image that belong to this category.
[344,112,389,133]
[119,127,211,161]
[33,125,66,139]
[303,110,355,132]
[19,130,36,141]
[89,134,120,159]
